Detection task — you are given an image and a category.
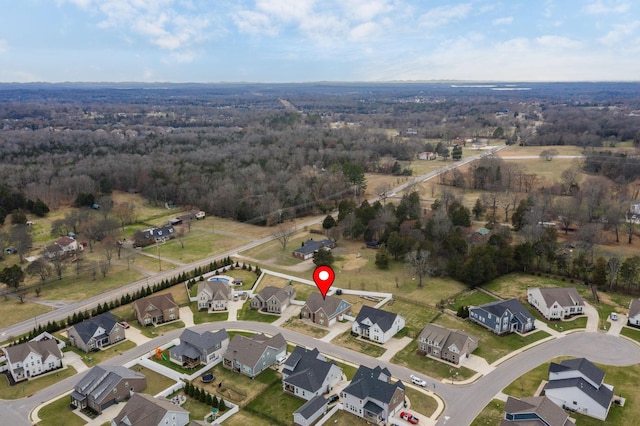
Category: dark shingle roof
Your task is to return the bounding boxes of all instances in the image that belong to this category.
[535,287,584,308]
[171,329,229,359]
[134,293,178,317]
[355,306,399,333]
[479,299,534,323]
[304,293,351,319]
[283,346,339,393]
[70,312,118,344]
[343,365,404,404]
[293,239,335,256]
[503,396,575,426]
[74,366,145,405]
[544,377,613,409]
[629,299,640,318]
[112,393,188,426]
[295,395,327,419]
[549,358,605,387]
[225,333,286,369]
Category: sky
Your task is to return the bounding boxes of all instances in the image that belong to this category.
[1,0,639,83]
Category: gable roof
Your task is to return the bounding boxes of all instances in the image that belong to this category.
[293,239,335,256]
[178,328,228,352]
[343,365,404,404]
[283,346,339,394]
[355,306,400,332]
[304,293,351,319]
[134,293,178,317]
[549,358,605,387]
[70,312,119,344]
[257,286,294,303]
[418,323,477,351]
[112,393,188,426]
[533,287,584,308]
[545,376,613,409]
[199,280,231,301]
[476,299,534,323]
[56,236,76,247]
[73,366,145,405]
[3,339,62,363]
[502,396,575,426]
[629,299,640,318]
[295,395,327,420]
[225,333,286,369]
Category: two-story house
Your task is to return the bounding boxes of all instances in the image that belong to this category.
[352,306,405,344]
[223,333,286,378]
[282,346,343,400]
[111,392,190,426]
[341,365,405,425]
[527,287,585,320]
[169,328,229,368]
[417,323,478,365]
[250,285,296,314]
[2,339,63,382]
[469,299,535,335]
[71,365,146,414]
[132,293,180,326]
[197,278,232,311]
[300,293,351,327]
[67,312,126,352]
[502,396,576,425]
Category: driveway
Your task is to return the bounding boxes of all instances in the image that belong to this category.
[583,302,600,332]
[63,351,88,374]
[607,313,627,336]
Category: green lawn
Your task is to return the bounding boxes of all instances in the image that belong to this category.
[63,340,136,366]
[220,410,274,426]
[282,318,329,339]
[190,304,229,324]
[239,232,313,267]
[333,360,358,380]
[138,320,186,338]
[0,366,77,399]
[129,364,176,395]
[245,381,305,425]
[197,364,280,407]
[392,340,476,381]
[235,303,278,323]
[406,387,439,417]
[0,299,52,333]
[325,409,372,426]
[470,399,506,426]
[37,267,144,301]
[447,290,498,311]
[331,330,386,358]
[37,394,86,426]
[384,299,440,338]
[179,393,217,421]
[149,347,195,375]
[142,231,244,264]
[620,325,640,342]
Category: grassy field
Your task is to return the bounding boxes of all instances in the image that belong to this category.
[331,330,387,358]
[37,394,87,426]
[223,411,274,426]
[470,399,506,426]
[235,302,278,323]
[447,289,498,311]
[620,325,640,342]
[406,387,439,417]
[282,318,329,338]
[239,232,315,267]
[0,365,77,399]
[63,340,136,366]
[197,364,280,407]
[35,267,144,301]
[384,299,440,338]
[125,250,179,273]
[129,364,176,395]
[392,340,476,381]
[141,230,244,264]
[190,304,229,324]
[245,380,305,425]
[325,409,373,426]
[0,299,52,332]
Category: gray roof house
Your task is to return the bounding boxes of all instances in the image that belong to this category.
[71,365,146,414]
[628,299,640,326]
[67,312,126,352]
[223,333,286,378]
[170,328,229,368]
[418,323,478,365]
[352,305,405,344]
[2,339,63,383]
[282,346,343,401]
[501,396,576,426]
[197,279,232,312]
[341,365,405,425]
[527,287,585,320]
[544,358,614,421]
[111,392,190,426]
[300,293,351,326]
[293,395,328,426]
[250,285,296,314]
[292,239,336,260]
[469,299,535,335]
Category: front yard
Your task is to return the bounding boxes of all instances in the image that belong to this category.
[391,340,476,382]
[62,340,137,366]
[37,394,87,426]
[0,365,77,399]
[331,330,386,358]
[282,318,329,339]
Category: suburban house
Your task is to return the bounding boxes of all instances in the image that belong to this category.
[30,331,66,350]
[628,299,640,327]
[132,293,180,326]
[300,293,352,327]
[293,395,328,426]
[170,328,229,368]
[67,312,126,352]
[417,151,436,160]
[352,306,405,344]
[250,285,296,314]
[111,392,190,426]
[292,238,336,260]
[197,279,232,311]
[282,346,343,400]
[417,323,479,365]
[469,299,535,335]
[544,358,614,421]
[44,236,79,258]
[223,333,287,378]
[134,225,175,247]
[2,339,63,383]
[502,396,576,426]
[70,365,146,414]
[527,287,585,320]
[341,365,405,425]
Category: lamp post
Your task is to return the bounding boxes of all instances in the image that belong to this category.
[156,240,161,271]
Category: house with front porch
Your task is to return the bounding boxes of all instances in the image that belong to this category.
[469,299,535,335]
[67,312,126,352]
[341,365,405,425]
[417,323,478,365]
[352,306,405,344]
[292,239,336,260]
[527,287,584,320]
[250,285,296,314]
[2,339,63,383]
[197,278,232,311]
[282,346,342,401]
[133,293,179,326]
[71,365,146,414]
[223,333,286,378]
[170,328,229,368]
[300,293,351,327]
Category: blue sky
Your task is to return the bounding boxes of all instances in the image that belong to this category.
[1,0,639,82]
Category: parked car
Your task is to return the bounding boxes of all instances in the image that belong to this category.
[400,411,419,424]
[610,312,618,321]
[410,374,427,387]
[327,394,339,405]
[119,321,130,329]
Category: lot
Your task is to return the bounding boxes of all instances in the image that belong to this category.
[282,318,329,338]
[392,339,476,381]
[245,380,305,425]
[129,364,176,395]
[197,364,280,407]
[0,365,77,399]
[331,330,386,358]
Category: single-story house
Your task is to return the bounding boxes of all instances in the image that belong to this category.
[417,323,478,365]
[341,365,405,425]
[133,293,179,326]
[501,396,576,426]
[134,226,175,247]
[67,312,126,352]
[292,239,336,260]
[300,293,351,327]
[250,285,296,314]
[282,346,343,400]
[170,328,229,368]
[469,299,535,335]
[2,339,63,383]
[293,395,328,426]
[417,151,436,160]
[71,365,146,414]
[352,305,405,344]
[628,299,640,327]
[44,236,80,258]
[111,392,190,426]
[527,287,584,320]
[223,333,286,378]
[197,278,232,311]
[544,358,614,421]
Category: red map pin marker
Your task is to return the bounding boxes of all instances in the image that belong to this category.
[313,265,335,299]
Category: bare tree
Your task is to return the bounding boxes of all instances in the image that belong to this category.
[113,201,136,230]
[176,227,186,249]
[26,257,52,283]
[607,257,621,291]
[405,249,435,289]
[376,182,392,204]
[101,236,117,266]
[99,260,110,278]
[272,223,296,251]
[49,251,67,280]
[9,224,32,263]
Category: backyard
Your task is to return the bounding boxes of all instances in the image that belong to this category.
[245,380,305,425]
[129,364,176,395]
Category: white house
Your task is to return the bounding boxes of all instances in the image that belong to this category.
[628,299,640,326]
[282,346,343,401]
[352,306,405,344]
[527,287,585,320]
[2,339,63,382]
[544,358,614,421]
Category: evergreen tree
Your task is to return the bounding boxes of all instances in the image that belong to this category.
[375,247,391,270]
[218,397,227,412]
[472,198,485,220]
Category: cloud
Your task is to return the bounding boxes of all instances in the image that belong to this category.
[492,16,513,26]
[599,20,640,45]
[341,0,395,22]
[420,3,472,28]
[0,39,7,53]
[535,35,582,50]
[584,1,630,14]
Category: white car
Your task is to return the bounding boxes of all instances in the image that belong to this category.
[410,374,427,387]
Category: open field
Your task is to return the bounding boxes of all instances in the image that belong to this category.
[37,394,87,426]
[129,364,176,395]
[239,232,317,267]
[36,267,144,301]
[0,299,52,331]
[141,231,244,264]
[0,365,77,399]
[497,145,586,157]
[384,299,440,338]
